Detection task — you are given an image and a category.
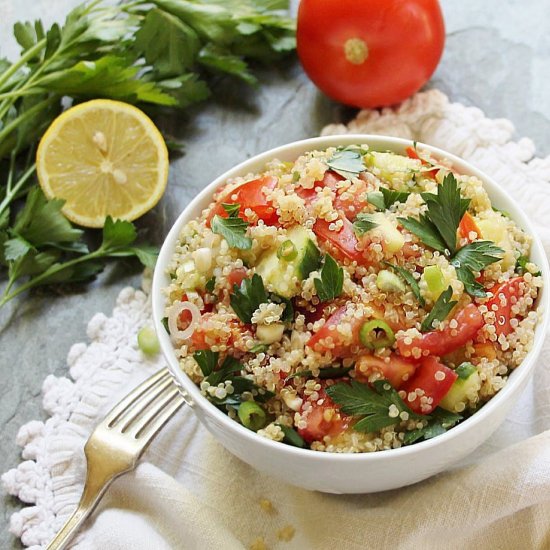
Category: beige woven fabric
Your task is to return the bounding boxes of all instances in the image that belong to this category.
[3,90,550,549]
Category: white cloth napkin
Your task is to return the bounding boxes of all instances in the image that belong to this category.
[3,90,550,550]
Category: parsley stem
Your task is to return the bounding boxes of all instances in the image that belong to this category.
[0,250,104,308]
[0,38,47,91]
[0,163,36,219]
[0,96,58,145]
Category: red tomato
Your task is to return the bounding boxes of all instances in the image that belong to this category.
[459,212,482,242]
[400,356,457,414]
[307,305,363,358]
[297,0,445,108]
[207,176,278,226]
[190,314,252,352]
[297,389,350,443]
[354,353,418,389]
[405,146,439,179]
[227,267,248,288]
[308,304,404,358]
[397,304,484,358]
[313,216,367,264]
[485,277,524,336]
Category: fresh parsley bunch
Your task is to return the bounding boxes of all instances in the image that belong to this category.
[0,0,295,309]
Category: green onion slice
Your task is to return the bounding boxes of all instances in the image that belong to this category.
[237,401,267,431]
[277,240,298,261]
[359,319,396,350]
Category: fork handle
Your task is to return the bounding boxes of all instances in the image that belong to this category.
[46,467,117,550]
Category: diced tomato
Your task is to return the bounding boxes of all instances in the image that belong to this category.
[313,216,368,264]
[400,356,458,414]
[397,304,484,358]
[297,389,350,443]
[227,267,248,288]
[308,304,403,358]
[354,353,418,389]
[306,305,363,358]
[485,277,524,336]
[459,212,482,242]
[406,146,438,179]
[473,342,497,361]
[190,313,252,352]
[206,176,279,226]
[296,303,326,325]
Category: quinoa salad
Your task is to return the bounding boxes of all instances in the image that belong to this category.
[162,144,542,453]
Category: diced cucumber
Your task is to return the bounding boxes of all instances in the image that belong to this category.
[369,212,405,253]
[365,151,421,189]
[376,270,406,293]
[477,215,514,269]
[440,362,481,413]
[175,259,205,291]
[255,226,321,298]
[422,265,446,300]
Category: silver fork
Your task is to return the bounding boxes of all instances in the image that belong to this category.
[46,367,185,550]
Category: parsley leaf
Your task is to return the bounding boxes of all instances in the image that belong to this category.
[353,212,379,236]
[450,241,503,298]
[398,214,447,253]
[366,191,386,211]
[368,188,410,211]
[326,379,422,433]
[314,254,344,301]
[384,262,425,307]
[222,203,241,217]
[455,266,486,298]
[284,365,352,382]
[403,408,462,445]
[326,149,365,178]
[270,293,294,324]
[276,424,306,448]
[193,349,219,377]
[211,213,252,249]
[451,241,504,272]
[516,254,541,276]
[230,273,268,323]
[420,286,457,332]
[205,276,216,293]
[420,173,470,254]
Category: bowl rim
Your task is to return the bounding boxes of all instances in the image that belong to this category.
[152,134,550,463]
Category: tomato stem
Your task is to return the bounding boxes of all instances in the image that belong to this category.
[344,38,368,65]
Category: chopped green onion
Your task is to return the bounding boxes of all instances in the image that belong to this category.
[359,319,395,349]
[276,424,306,448]
[277,240,298,261]
[137,326,160,356]
[238,401,267,431]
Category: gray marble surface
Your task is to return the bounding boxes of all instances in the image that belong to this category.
[1,1,549,547]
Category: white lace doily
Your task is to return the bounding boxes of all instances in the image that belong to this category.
[3,89,550,549]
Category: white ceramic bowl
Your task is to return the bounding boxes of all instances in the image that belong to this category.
[152,135,549,494]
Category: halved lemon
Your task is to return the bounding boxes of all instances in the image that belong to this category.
[37,99,169,228]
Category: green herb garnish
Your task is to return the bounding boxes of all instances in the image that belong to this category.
[367,188,410,211]
[383,261,425,307]
[193,350,219,377]
[205,276,216,293]
[326,149,365,178]
[229,273,268,323]
[353,213,379,236]
[314,253,344,301]
[516,254,541,276]
[403,408,462,445]
[398,173,503,297]
[285,365,352,382]
[211,203,252,250]
[326,379,422,433]
[420,286,457,332]
[276,424,306,448]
